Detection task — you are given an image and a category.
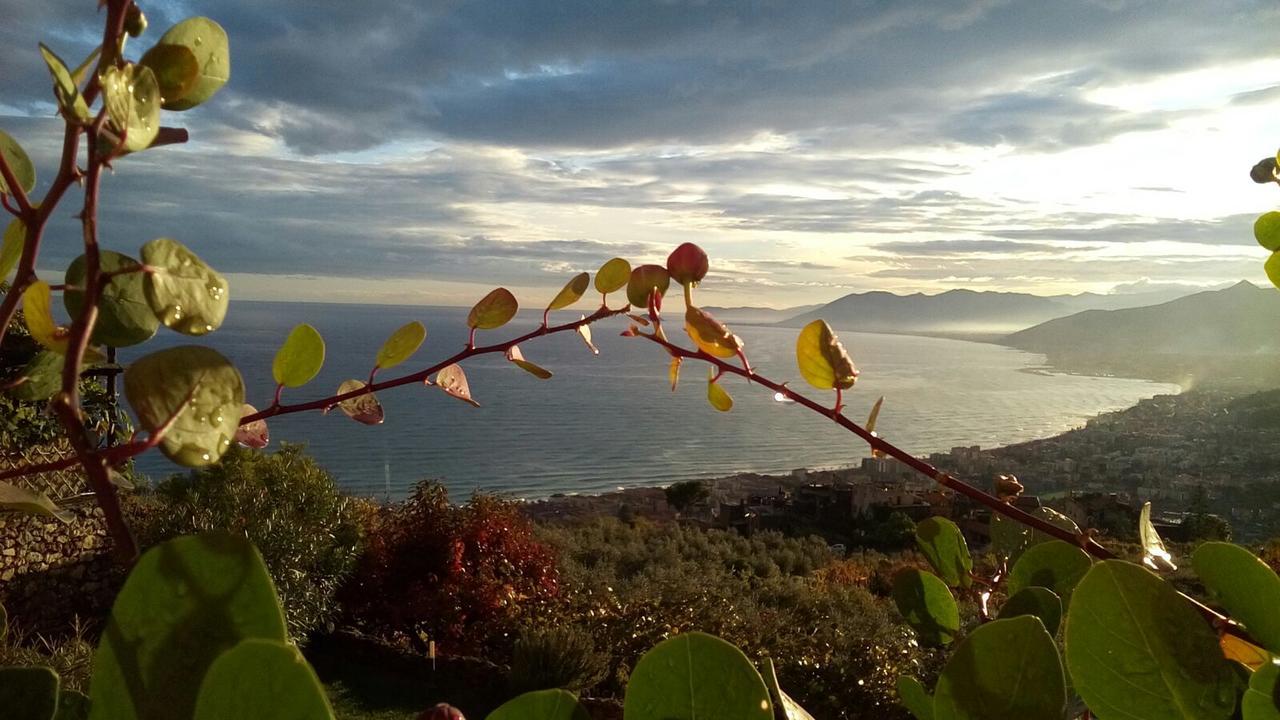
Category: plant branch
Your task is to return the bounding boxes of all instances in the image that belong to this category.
[0,149,34,216]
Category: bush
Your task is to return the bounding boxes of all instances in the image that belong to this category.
[508,625,608,695]
[0,618,95,694]
[340,482,559,655]
[128,444,364,640]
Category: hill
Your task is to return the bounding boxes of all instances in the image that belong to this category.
[700,304,821,325]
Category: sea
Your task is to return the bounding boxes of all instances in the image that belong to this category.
[126,301,1181,501]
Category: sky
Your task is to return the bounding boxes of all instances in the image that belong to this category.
[2,0,1279,308]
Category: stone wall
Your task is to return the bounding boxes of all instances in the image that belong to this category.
[0,503,120,636]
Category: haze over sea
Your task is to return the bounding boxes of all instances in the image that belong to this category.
[129,301,1180,500]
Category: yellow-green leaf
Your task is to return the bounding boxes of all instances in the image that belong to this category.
[669,356,682,391]
[1256,212,1280,252]
[506,345,552,379]
[376,321,426,370]
[335,379,384,425]
[151,17,231,110]
[1268,251,1280,290]
[0,129,36,196]
[141,237,229,336]
[138,43,200,108]
[101,64,161,153]
[795,319,857,390]
[0,482,73,523]
[1139,501,1175,572]
[626,264,671,308]
[435,364,480,407]
[468,288,518,330]
[22,280,69,353]
[38,43,91,122]
[547,272,590,312]
[0,217,23,281]
[272,324,325,388]
[123,345,245,467]
[685,306,743,359]
[69,46,101,87]
[594,258,631,295]
[707,371,733,411]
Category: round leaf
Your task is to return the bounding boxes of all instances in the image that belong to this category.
[194,639,334,720]
[0,129,35,195]
[1006,540,1091,604]
[507,344,552,379]
[934,616,1065,720]
[468,288,518,330]
[435,364,480,407]
[623,632,773,720]
[39,43,90,122]
[1,217,23,281]
[547,272,590,312]
[101,64,161,153]
[0,666,59,720]
[594,257,631,295]
[141,237,229,336]
[1268,252,1280,290]
[915,516,973,588]
[1257,212,1280,252]
[897,676,935,720]
[9,350,64,401]
[685,306,744,359]
[795,319,857,390]
[335,379,384,425]
[123,345,245,466]
[152,17,230,110]
[234,403,269,449]
[1243,661,1280,720]
[707,375,733,412]
[991,507,1080,562]
[892,568,960,646]
[488,689,589,720]
[138,43,200,108]
[1193,542,1280,655]
[997,587,1063,636]
[376,321,426,370]
[90,532,287,720]
[272,323,325,388]
[22,280,69,353]
[1065,560,1238,720]
[626,264,671,308]
[64,250,158,347]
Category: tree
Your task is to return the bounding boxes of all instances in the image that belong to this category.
[663,480,709,515]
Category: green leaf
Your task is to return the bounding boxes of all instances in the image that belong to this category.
[0,666,60,720]
[1,216,23,280]
[9,350,64,402]
[0,129,36,196]
[915,516,972,588]
[934,616,1065,720]
[991,507,1079,562]
[55,690,91,720]
[1194,542,1280,655]
[594,258,631,295]
[897,676,935,720]
[193,639,333,720]
[1006,540,1091,605]
[141,237,229,336]
[1269,252,1280,291]
[1243,660,1280,720]
[1257,212,1280,252]
[69,47,101,87]
[997,587,1062,636]
[123,345,245,467]
[151,17,231,110]
[795,319,857,390]
[507,345,553,379]
[375,321,425,370]
[138,43,200,108]
[626,264,671,308]
[487,689,589,720]
[38,43,91,122]
[272,323,326,388]
[468,288,518,330]
[892,569,960,646]
[0,482,73,523]
[1064,560,1238,720]
[335,379,384,425]
[1140,501,1176,571]
[100,64,161,153]
[707,372,733,411]
[623,632,773,720]
[761,658,816,720]
[89,532,287,720]
[64,250,158,347]
[547,272,590,312]
[22,280,68,353]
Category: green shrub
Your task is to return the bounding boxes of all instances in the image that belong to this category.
[0,618,95,694]
[508,625,608,695]
[129,444,364,640]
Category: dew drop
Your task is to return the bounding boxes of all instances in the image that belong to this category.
[194,36,203,46]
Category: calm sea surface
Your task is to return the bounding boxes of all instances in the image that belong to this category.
[128,301,1180,500]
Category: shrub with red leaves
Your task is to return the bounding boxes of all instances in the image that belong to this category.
[340,482,559,654]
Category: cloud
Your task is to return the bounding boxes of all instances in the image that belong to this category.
[867,239,1103,256]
